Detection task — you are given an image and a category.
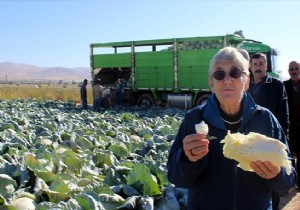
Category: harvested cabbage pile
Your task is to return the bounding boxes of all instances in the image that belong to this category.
[220,131,292,175]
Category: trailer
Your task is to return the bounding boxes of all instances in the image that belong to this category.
[90,31,279,109]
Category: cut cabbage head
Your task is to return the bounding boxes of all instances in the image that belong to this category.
[220,131,292,175]
[195,121,208,135]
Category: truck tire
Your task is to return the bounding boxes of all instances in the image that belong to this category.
[137,94,155,108]
[196,94,210,106]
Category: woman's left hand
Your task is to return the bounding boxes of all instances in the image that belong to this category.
[250,160,281,179]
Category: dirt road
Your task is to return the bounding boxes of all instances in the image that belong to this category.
[280,188,300,210]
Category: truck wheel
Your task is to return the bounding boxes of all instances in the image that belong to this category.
[196,94,210,106]
[137,94,155,108]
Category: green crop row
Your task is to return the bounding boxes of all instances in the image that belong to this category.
[0,99,187,209]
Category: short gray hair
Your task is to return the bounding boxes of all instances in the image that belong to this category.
[209,46,250,77]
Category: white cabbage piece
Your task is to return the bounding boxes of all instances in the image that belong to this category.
[195,121,208,135]
[220,131,292,175]
[11,197,36,210]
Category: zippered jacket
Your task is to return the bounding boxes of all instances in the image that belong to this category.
[248,74,289,135]
[167,92,297,210]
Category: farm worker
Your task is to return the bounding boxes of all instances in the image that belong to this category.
[115,78,123,106]
[248,53,289,209]
[80,79,88,110]
[284,61,300,190]
[167,46,297,210]
[101,87,112,108]
[93,78,103,112]
[238,48,250,62]
[248,53,289,136]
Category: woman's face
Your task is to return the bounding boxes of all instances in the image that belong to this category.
[209,59,250,106]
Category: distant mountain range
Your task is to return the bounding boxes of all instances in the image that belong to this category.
[0,62,91,82]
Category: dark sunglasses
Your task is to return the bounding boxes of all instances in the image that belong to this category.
[212,68,245,80]
[289,67,299,71]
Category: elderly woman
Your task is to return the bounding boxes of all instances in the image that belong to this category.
[167,47,297,210]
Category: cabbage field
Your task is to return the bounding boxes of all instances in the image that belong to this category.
[0,99,188,210]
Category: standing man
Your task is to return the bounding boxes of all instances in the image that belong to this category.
[284,61,300,190]
[248,53,289,210]
[115,78,123,106]
[80,79,88,110]
[93,78,103,112]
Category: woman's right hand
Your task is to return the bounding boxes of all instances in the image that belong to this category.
[183,134,209,162]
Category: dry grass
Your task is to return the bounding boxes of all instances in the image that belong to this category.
[0,84,93,104]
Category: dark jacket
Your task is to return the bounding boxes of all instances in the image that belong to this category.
[248,74,289,135]
[80,84,87,99]
[116,82,123,95]
[167,92,296,210]
[284,79,300,125]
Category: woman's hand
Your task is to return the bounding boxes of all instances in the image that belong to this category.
[250,160,281,179]
[183,133,209,162]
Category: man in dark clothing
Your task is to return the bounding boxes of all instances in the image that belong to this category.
[115,78,123,106]
[80,79,88,110]
[248,53,289,210]
[284,61,300,190]
[248,54,289,135]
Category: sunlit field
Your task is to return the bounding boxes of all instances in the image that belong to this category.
[0,83,93,104]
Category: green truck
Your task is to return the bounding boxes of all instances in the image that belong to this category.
[90,32,279,109]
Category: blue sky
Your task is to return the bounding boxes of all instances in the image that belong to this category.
[0,0,299,78]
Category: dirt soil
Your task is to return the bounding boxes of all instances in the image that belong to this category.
[280,187,300,210]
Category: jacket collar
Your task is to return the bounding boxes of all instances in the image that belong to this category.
[250,74,272,84]
[264,74,273,84]
[203,92,259,130]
